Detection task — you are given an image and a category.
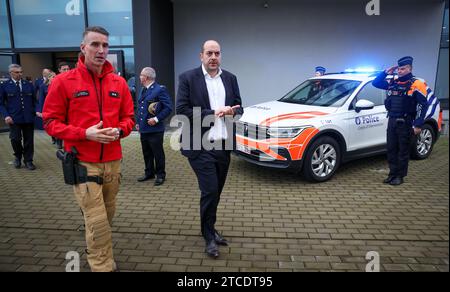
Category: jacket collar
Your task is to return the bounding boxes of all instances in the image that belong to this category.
[76,56,114,79]
[398,73,414,83]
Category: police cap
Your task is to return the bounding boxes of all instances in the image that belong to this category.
[398,56,413,67]
[315,66,326,74]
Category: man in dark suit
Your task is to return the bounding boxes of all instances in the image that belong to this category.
[136,67,173,186]
[176,40,243,258]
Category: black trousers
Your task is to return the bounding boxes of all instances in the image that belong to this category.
[9,123,34,162]
[189,150,231,242]
[140,132,166,178]
[386,117,414,178]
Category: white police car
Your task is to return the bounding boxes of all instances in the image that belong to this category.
[235,69,442,182]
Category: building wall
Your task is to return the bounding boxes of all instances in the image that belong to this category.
[173,0,445,106]
[20,53,53,81]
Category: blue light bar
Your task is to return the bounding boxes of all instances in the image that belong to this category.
[344,67,378,73]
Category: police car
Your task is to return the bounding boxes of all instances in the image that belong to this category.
[235,69,443,182]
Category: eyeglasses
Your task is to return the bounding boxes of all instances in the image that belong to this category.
[11,71,23,74]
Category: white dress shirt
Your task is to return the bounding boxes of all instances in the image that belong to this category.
[12,78,22,92]
[202,65,228,141]
[144,81,158,124]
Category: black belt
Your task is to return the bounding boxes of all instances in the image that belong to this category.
[389,114,413,119]
[86,176,104,185]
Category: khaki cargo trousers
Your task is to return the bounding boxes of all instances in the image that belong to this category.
[73,160,121,272]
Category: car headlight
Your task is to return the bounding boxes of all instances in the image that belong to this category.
[266,126,310,138]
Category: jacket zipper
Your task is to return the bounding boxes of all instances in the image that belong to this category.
[99,78,104,162]
[90,72,104,162]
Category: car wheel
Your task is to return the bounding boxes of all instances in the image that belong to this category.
[411,124,435,160]
[303,136,341,182]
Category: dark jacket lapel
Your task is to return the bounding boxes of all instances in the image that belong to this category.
[220,73,233,106]
[196,66,212,110]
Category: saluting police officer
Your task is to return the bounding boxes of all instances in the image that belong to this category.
[372,56,429,186]
[0,64,37,170]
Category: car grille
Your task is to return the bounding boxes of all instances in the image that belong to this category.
[236,122,270,140]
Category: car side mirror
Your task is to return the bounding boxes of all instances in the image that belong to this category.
[355,99,375,113]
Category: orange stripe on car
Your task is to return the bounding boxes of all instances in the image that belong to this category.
[260,111,329,127]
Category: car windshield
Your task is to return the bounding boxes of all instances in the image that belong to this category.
[279,79,362,107]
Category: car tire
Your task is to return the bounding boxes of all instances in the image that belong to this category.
[303,136,341,182]
[411,124,435,160]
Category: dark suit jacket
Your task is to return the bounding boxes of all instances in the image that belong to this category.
[176,66,244,159]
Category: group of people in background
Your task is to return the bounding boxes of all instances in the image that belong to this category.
[0,24,430,272]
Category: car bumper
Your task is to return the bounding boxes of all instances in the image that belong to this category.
[233,148,304,171]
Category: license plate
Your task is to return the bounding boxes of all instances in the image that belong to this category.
[237,143,251,154]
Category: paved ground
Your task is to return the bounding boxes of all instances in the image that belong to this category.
[0,130,448,272]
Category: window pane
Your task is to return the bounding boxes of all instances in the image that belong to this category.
[356,83,385,106]
[0,54,15,78]
[122,47,135,80]
[0,0,11,48]
[87,0,133,46]
[10,0,85,48]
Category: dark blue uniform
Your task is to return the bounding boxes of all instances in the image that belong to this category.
[372,69,428,184]
[34,78,45,97]
[37,83,48,113]
[0,78,36,164]
[37,83,63,149]
[137,83,173,181]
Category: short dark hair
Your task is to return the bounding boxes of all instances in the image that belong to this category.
[83,26,110,39]
[58,62,69,70]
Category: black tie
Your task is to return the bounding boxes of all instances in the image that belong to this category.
[16,81,21,92]
[142,87,147,96]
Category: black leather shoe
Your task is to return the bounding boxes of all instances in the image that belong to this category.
[205,240,219,258]
[383,175,395,184]
[214,231,228,246]
[389,177,404,186]
[154,177,165,186]
[137,175,155,182]
[13,158,21,169]
[24,162,36,171]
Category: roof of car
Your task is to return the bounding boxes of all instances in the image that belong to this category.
[310,72,383,82]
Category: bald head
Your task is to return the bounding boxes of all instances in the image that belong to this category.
[200,40,222,77]
[201,40,221,53]
[42,68,52,78]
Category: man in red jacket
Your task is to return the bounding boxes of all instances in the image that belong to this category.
[43,26,135,272]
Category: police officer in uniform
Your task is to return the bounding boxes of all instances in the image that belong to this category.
[308,66,326,99]
[0,64,37,170]
[34,68,51,97]
[372,56,429,186]
[314,66,326,77]
[136,67,173,186]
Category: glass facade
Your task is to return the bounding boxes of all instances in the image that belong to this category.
[87,0,133,46]
[2,0,135,82]
[122,47,135,80]
[9,0,85,48]
[0,0,11,48]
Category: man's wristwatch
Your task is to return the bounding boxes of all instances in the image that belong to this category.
[116,128,124,138]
